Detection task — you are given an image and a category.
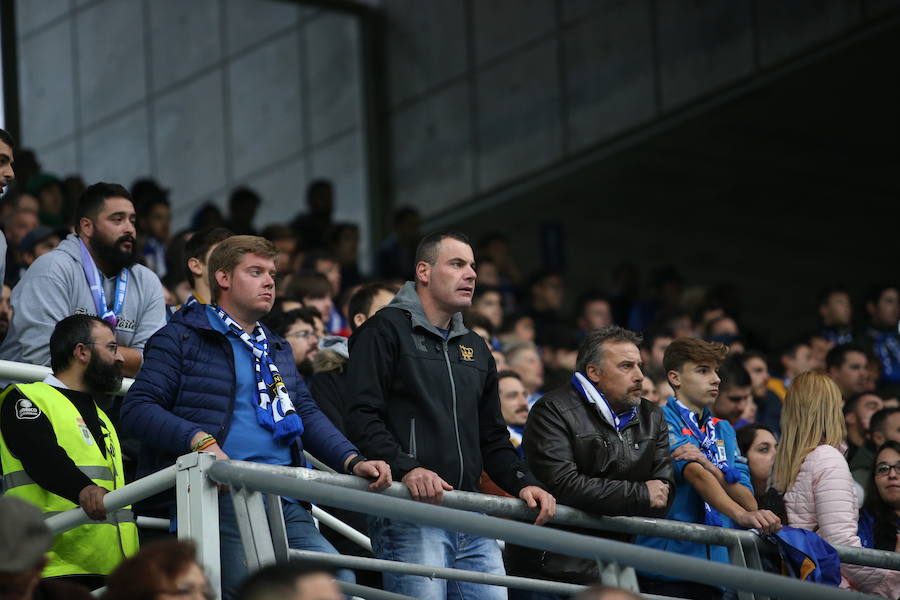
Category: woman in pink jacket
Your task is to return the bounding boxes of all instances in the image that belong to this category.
[773,372,900,597]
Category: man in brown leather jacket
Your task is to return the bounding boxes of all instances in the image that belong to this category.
[506,325,675,588]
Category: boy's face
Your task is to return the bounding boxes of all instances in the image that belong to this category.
[669,361,721,408]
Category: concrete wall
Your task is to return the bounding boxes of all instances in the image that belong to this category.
[15,0,370,252]
[385,0,900,220]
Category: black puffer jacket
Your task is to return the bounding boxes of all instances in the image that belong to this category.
[506,384,675,584]
[345,282,540,495]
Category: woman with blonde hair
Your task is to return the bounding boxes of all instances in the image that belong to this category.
[773,371,900,597]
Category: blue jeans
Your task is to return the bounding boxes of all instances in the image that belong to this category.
[369,516,507,600]
[219,496,354,600]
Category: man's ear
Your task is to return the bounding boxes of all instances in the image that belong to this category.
[187,257,204,279]
[353,313,366,329]
[667,369,681,389]
[215,269,230,293]
[79,217,94,239]
[585,363,602,383]
[872,431,885,447]
[415,261,430,286]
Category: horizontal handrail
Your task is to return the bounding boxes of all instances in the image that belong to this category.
[289,549,586,596]
[208,460,869,600]
[0,359,134,394]
[44,465,177,534]
[280,463,900,571]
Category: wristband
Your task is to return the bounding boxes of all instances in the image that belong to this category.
[191,435,215,452]
[346,454,368,475]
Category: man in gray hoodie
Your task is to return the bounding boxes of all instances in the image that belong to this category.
[0,183,165,377]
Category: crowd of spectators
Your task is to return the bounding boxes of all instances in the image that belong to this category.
[1,129,900,600]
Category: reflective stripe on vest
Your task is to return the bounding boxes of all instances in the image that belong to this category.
[2,466,114,492]
[0,383,139,577]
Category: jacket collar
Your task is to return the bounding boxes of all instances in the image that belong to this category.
[173,302,286,350]
[387,281,469,340]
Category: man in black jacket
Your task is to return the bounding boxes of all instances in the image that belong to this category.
[508,325,675,587]
[346,230,556,600]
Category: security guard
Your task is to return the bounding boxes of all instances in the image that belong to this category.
[0,314,137,590]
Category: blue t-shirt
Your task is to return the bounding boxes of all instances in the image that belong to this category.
[205,306,293,467]
[636,398,752,580]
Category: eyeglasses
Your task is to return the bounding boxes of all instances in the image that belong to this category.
[84,341,119,353]
[285,330,316,340]
[156,586,214,600]
[875,462,900,477]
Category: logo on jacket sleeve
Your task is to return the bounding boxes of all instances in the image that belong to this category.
[459,344,474,361]
[15,399,40,420]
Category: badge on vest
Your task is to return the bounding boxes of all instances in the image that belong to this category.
[716,439,727,462]
[76,418,94,446]
[15,399,40,420]
[459,344,474,361]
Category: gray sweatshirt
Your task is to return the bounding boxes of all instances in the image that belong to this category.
[0,234,167,366]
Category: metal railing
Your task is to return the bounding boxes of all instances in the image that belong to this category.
[28,446,900,600]
[200,457,877,600]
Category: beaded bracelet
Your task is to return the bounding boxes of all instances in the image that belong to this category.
[191,435,215,452]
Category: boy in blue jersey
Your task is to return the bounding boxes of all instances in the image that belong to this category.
[636,337,781,600]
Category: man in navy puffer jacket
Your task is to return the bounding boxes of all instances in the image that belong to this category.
[121,236,390,600]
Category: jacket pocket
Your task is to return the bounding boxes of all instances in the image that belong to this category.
[409,417,417,459]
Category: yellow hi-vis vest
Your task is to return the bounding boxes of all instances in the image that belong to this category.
[0,383,139,578]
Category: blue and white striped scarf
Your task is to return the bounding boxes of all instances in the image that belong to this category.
[212,305,304,442]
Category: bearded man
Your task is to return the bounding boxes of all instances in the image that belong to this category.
[0,183,166,377]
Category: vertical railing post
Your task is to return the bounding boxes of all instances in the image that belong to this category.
[232,489,276,570]
[176,452,220,599]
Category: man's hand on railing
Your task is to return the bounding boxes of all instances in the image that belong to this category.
[78,484,109,521]
[734,509,781,535]
[401,467,454,504]
[518,486,556,526]
[646,479,670,509]
[351,459,392,491]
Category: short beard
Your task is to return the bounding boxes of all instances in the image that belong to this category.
[84,351,124,395]
[298,358,314,378]
[91,234,137,273]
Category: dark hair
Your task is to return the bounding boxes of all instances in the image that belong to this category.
[236,561,336,600]
[641,326,674,351]
[817,285,849,307]
[260,224,294,242]
[49,314,110,373]
[392,205,419,225]
[779,339,810,360]
[844,391,882,416]
[183,227,233,286]
[265,307,319,338]
[575,325,643,374]
[863,440,900,551]
[735,423,777,457]
[870,407,900,437]
[74,182,133,234]
[302,250,339,271]
[663,337,728,376]
[498,369,521,382]
[575,290,610,319]
[719,357,752,391]
[498,311,532,335]
[865,284,899,308]
[472,284,501,304]
[826,343,867,371]
[0,128,16,149]
[464,311,494,337]
[229,185,261,208]
[285,270,332,302]
[527,268,563,291]
[414,230,470,267]
[306,179,332,204]
[105,540,201,600]
[738,349,768,367]
[347,282,395,332]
